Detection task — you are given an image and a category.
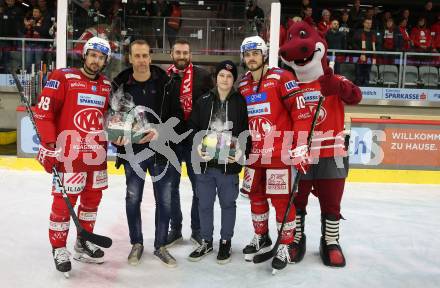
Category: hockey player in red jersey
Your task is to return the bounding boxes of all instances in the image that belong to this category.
[34,37,112,275]
[238,36,311,272]
[279,21,362,267]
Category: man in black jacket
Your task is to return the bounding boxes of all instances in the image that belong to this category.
[165,39,213,247]
[111,39,184,268]
[326,19,347,74]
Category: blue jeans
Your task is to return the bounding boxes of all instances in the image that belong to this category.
[196,168,239,241]
[124,159,180,249]
[169,141,200,234]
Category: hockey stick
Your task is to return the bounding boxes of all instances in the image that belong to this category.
[253,94,324,264]
[12,72,112,248]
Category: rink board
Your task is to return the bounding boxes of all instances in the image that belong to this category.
[1,157,439,184]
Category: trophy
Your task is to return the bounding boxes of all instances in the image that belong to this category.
[201,131,237,160]
[105,87,151,143]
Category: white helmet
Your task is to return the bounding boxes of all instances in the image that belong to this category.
[83,36,111,63]
[240,35,268,62]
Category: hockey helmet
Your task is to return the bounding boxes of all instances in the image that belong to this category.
[240,35,268,62]
[82,36,111,64]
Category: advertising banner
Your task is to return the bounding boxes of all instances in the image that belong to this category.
[349,119,440,170]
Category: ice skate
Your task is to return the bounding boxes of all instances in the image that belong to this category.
[73,238,105,264]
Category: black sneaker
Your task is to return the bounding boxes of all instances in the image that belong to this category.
[165,229,183,248]
[188,239,213,262]
[190,231,203,246]
[217,239,231,264]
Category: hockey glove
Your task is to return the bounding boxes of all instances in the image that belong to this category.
[36,143,60,174]
[289,145,311,174]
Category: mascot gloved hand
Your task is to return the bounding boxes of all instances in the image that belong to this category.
[319,67,362,104]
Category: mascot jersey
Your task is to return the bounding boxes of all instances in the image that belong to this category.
[35,68,111,172]
[296,77,350,159]
[238,67,311,167]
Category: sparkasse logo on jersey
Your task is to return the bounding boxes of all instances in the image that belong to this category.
[247,103,271,116]
[77,93,106,108]
[45,80,60,89]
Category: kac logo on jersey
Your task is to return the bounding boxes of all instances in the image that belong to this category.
[285,80,298,91]
[74,108,104,133]
[246,92,267,104]
[91,85,97,92]
[78,93,106,108]
[249,116,273,141]
[45,80,60,90]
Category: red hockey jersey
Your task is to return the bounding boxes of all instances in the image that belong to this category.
[296,78,355,158]
[35,68,111,172]
[238,67,311,167]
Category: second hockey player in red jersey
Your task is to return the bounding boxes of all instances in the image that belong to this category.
[34,37,113,275]
[280,21,362,267]
[238,36,312,272]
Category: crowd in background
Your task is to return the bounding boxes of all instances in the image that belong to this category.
[277,0,439,53]
[0,0,439,74]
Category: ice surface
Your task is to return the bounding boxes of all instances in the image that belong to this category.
[0,169,439,288]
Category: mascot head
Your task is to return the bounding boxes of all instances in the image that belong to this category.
[279,21,328,83]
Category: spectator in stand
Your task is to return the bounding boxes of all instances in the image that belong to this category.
[432,14,440,52]
[126,0,147,37]
[0,0,25,72]
[37,0,53,19]
[421,1,435,28]
[339,10,352,48]
[108,0,122,24]
[326,19,346,74]
[353,18,376,86]
[318,9,331,35]
[246,0,265,36]
[301,0,310,11]
[302,6,315,28]
[381,18,398,64]
[395,18,412,52]
[90,1,105,22]
[2,0,24,36]
[379,11,393,32]
[366,7,382,33]
[382,18,397,51]
[22,7,51,71]
[401,8,413,31]
[167,1,182,48]
[73,0,94,39]
[127,0,146,16]
[411,17,432,52]
[349,0,364,30]
[155,0,170,50]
